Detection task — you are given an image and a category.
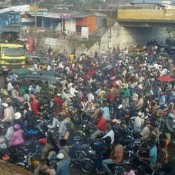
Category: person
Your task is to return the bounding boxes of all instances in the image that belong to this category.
[58,139,71,162]
[10,123,24,147]
[5,122,14,147]
[51,93,64,114]
[0,128,9,155]
[157,140,168,170]
[48,112,60,130]
[64,122,75,147]
[23,102,36,130]
[140,138,158,173]
[159,92,166,108]
[135,95,144,109]
[1,103,14,123]
[61,89,71,103]
[123,164,136,175]
[91,109,107,139]
[40,135,58,160]
[101,144,124,175]
[6,79,14,95]
[34,159,54,175]
[56,153,70,175]
[30,97,40,116]
[69,84,78,97]
[133,111,144,133]
[149,122,160,142]
[8,72,18,86]
[139,119,151,141]
[23,89,30,103]
[101,103,111,121]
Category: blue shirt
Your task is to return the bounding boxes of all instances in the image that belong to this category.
[102,107,110,121]
[56,159,70,175]
[149,145,157,164]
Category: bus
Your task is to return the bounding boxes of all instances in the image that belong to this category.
[0,43,26,71]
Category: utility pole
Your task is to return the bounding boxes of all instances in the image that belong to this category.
[108,6,112,49]
[34,0,37,51]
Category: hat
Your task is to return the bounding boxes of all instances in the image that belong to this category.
[57,93,62,96]
[13,124,20,130]
[56,153,64,160]
[14,112,22,120]
[2,103,8,107]
[138,111,142,116]
[118,104,123,109]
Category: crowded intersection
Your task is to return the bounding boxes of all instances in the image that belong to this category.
[0,41,174,175]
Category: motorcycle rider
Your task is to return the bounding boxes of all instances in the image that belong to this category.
[10,123,25,147]
[100,144,124,175]
[91,109,107,140]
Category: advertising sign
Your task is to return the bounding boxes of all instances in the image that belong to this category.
[81,27,89,39]
[45,38,58,46]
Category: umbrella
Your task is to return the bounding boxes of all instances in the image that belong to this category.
[10,67,34,78]
[25,74,61,82]
[157,76,175,82]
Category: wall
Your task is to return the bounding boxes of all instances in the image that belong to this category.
[65,19,76,35]
[89,22,170,53]
[86,16,97,33]
[118,9,175,21]
[76,16,97,33]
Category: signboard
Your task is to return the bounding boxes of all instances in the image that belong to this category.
[44,13,60,19]
[81,27,89,39]
[45,38,58,46]
[60,13,71,19]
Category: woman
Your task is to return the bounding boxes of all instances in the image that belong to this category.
[10,124,24,147]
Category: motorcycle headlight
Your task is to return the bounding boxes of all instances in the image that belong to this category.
[88,150,96,155]
[83,124,86,128]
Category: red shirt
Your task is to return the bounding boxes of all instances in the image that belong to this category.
[31,101,39,115]
[54,96,64,106]
[95,117,106,131]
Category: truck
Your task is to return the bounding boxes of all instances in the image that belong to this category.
[0,43,26,72]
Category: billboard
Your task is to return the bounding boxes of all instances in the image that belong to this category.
[81,27,89,39]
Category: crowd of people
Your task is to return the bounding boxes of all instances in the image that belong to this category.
[0,42,174,175]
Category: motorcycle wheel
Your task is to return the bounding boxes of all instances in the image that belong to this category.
[80,159,96,174]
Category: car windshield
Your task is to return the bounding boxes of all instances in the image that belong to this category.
[2,47,25,56]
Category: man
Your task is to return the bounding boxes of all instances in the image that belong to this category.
[6,79,14,95]
[100,144,124,175]
[56,153,70,175]
[133,111,144,133]
[159,92,166,108]
[140,119,151,141]
[91,109,106,139]
[140,138,157,174]
[2,103,14,123]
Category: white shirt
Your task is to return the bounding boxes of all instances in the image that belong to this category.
[48,117,60,129]
[47,65,51,70]
[35,85,41,93]
[7,82,14,91]
[69,86,78,97]
[103,130,114,144]
[5,126,14,143]
[134,116,144,132]
[140,126,150,140]
[87,93,95,103]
